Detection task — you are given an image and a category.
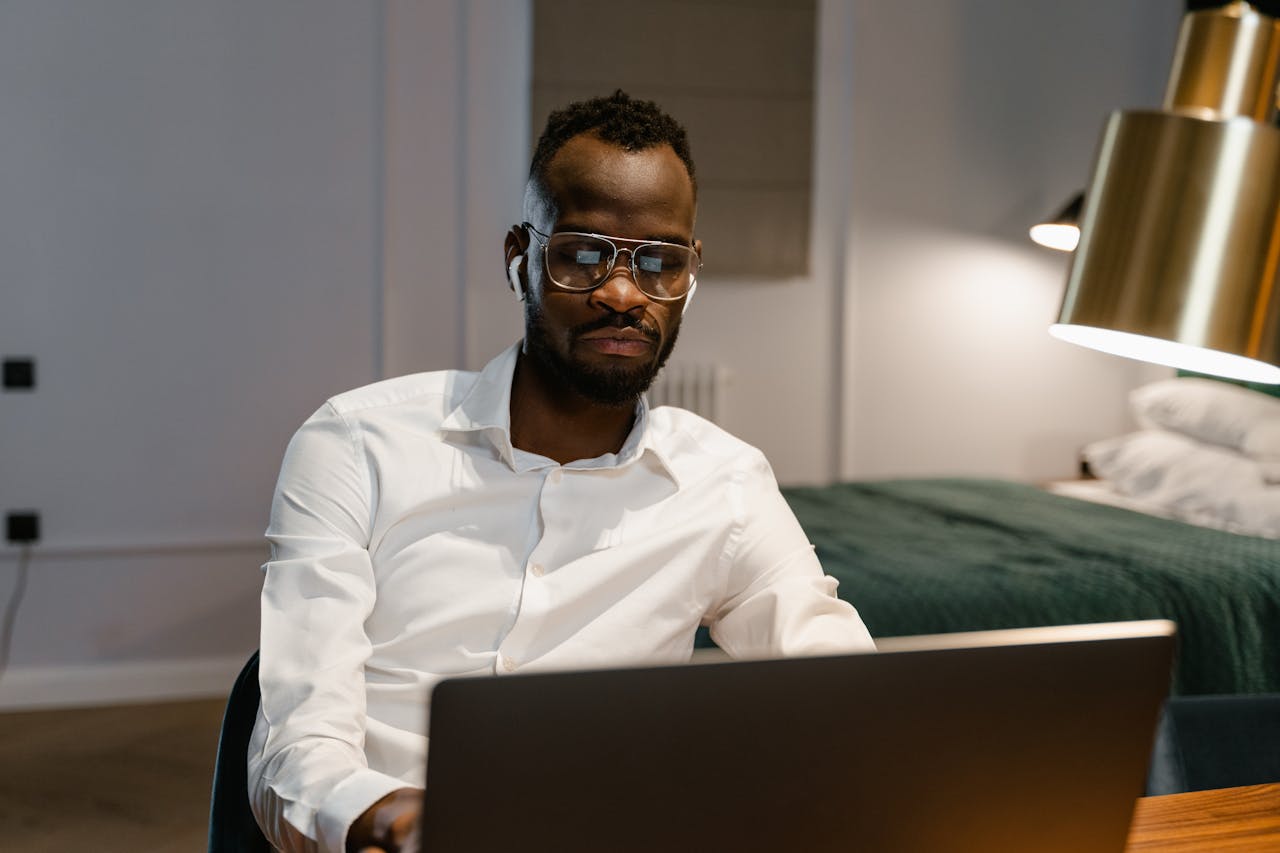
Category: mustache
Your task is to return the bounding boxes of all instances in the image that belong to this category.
[571,313,660,342]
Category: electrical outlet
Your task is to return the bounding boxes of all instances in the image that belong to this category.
[6,511,40,544]
[3,357,35,391]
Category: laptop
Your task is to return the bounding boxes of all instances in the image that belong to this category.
[421,620,1176,853]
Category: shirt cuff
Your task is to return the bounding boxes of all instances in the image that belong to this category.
[315,767,413,853]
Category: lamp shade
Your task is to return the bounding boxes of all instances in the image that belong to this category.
[1030,192,1084,251]
[1051,1,1280,383]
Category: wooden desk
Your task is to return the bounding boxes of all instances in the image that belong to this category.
[1127,783,1280,851]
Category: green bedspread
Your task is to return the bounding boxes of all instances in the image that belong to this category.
[780,478,1280,696]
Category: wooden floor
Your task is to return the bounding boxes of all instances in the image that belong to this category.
[0,698,226,852]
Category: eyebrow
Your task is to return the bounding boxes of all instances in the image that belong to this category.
[555,224,693,247]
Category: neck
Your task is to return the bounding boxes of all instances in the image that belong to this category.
[509,351,638,465]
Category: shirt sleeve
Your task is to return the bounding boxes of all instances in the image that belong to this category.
[707,451,875,658]
[248,402,409,853]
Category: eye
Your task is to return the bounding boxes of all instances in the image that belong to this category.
[636,254,664,274]
[550,235,609,266]
[638,246,693,276]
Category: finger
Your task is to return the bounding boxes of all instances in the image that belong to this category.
[398,816,422,853]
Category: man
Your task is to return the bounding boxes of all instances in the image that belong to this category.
[248,91,873,853]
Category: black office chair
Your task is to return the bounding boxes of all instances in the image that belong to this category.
[1146,692,1280,795]
[209,650,272,852]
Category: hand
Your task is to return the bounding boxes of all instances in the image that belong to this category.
[347,787,422,853]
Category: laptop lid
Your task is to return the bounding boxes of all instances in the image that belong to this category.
[422,620,1176,853]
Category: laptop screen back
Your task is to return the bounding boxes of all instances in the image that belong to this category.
[422,620,1175,853]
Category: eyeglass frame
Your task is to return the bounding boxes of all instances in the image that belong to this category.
[521,222,702,302]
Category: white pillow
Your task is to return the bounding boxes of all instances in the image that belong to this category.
[1229,489,1280,539]
[1082,429,1277,535]
[1130,377,1280,460]
[1246,419,1280,462]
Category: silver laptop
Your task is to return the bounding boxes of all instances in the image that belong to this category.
[422,620,1176,853]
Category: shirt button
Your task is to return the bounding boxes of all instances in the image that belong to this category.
[502,655,517,672]
[549,469,562,483]
[531,563,545,577]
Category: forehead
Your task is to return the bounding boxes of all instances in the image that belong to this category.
[541,134,696,239]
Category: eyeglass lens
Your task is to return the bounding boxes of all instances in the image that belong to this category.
[545,233,696,299]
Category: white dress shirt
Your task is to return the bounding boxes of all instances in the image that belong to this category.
[248,343,873,852]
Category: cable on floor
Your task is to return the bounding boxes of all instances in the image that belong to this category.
[0,546,32,683]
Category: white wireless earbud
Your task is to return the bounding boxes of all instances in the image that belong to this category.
[681,279,697,316]
[508,255,525,301]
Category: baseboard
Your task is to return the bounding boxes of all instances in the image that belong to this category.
[0,654,251,711]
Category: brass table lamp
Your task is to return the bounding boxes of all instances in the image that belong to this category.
[1051,1,1280,383]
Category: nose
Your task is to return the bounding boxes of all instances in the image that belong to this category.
[589,251,650,314]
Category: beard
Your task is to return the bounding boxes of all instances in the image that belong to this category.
[524,301,680,407]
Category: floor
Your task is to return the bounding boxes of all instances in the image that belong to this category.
[0,698,226,852]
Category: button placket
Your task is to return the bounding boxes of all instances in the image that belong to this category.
[497,464,574,675]
[528,465,569,577]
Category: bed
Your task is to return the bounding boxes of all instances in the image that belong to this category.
[770,373,1280,697]
[779,477,1280,696]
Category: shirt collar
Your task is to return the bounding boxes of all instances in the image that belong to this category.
[439,342,679,485]
[438,342,520,436]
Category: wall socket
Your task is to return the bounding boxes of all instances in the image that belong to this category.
[5,511,40,544]
[2,357,36,391]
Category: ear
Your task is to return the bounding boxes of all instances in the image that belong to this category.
[504,225,531,299]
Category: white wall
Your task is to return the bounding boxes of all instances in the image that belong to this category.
[0,0,532,709]
[841,0,1183,481]
[381,0,528,378]
[1,0,387,538]
[0,0,386,705]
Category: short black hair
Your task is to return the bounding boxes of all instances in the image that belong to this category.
[529,90,697,196]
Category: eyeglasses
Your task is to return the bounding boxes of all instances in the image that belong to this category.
[523,222,701,302]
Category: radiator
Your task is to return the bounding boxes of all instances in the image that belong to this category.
[647,363,730,423]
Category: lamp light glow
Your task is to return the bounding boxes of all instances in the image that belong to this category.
[1028,223,1081,252]
[1049,323,1280,383]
